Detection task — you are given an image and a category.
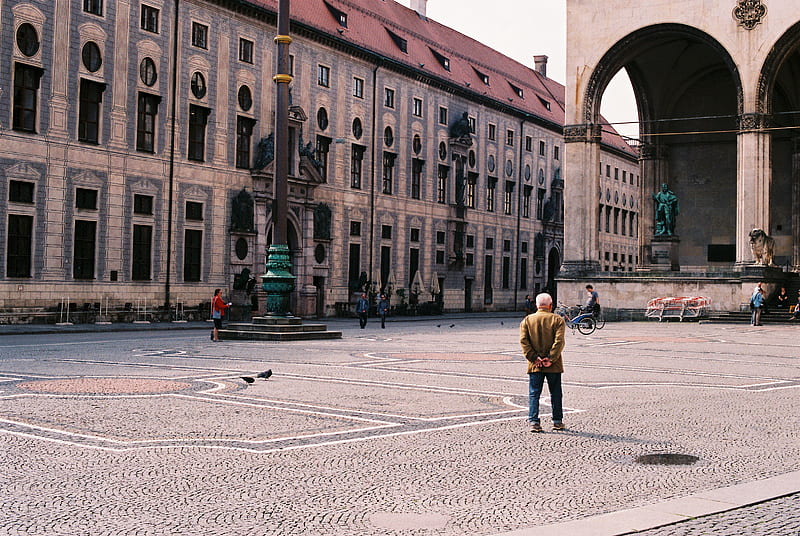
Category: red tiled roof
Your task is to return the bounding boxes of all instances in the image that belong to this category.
[242,0,635,156]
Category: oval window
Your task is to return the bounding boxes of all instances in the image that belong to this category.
[468,150,476,168]
[140,57,157,86]
[384,126,394,147]
[16,23,39,57]
[317,107,329,130]
[505,159,513,176]
[352,117,363,140]
[314,243,326,264]
[191,72,207,99]
[413,134,422,155]
[438,141,447,160]
[238,85,252,111]
[488,155,496,173]
[82,42,102,72]
[235,238,249,260]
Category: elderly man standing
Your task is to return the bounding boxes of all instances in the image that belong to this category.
[519,292,566,432]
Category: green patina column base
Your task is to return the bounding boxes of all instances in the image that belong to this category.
[261,244,296,316]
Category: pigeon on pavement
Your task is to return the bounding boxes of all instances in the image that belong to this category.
[257,369,273,380]
[240,376,255,384]
[449,324,455,328]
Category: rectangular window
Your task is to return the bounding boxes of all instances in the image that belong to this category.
[439,106,448,126]
[13,63,42,133]
[73,220,96,279]
[605,206,611,233]
[487,178,496,212]
[436,231,446,245]
[504,239,511,252]
[239,38,254,63]
[466,175,476,208]
[381,225,392,240]
[353,77,364,99]
[410,228,420,242]
[506,129,514,146]
[136,93,159,153]
[503,181,513,215]
[188,105,210,161]
[522,185,532,218]
[411,159,423,199]
[484,254,493,304]
[606,165,611,177]
[350,145,365,189]
[622,170,627,183]
[78,79,104,144]
[76,188,98,210]
[486,237,494,250]
[525,136,532,151]
[83,0,103,15]
[614,208,620,234]
[317,65,330,87]
[413,97,423,117]
[132,224,152,280]
[236,116,255,169]
[382,152,395,194]
[536,188,545,219]
[488,123,496,141]
[141,4,159,33]
[466,253,474,266]
[183,229,202,282]
[466,235,474,248]
[502,256,510,289]
[621,211,627,236]
[348,243,361,289]
[134,194,153,215]
[384,88,395,108]
[9,180,35,203]
[539,140,546,156]
[350,221,361,236]
[186,201,203,220]
[316,136,331,181]
[408,247,419,287]
[192,22,208,49]
[436,250,445,264]
[7,214,33,278]
[437,165,448,204]
[468,116,476,134]
[554,145,560,160]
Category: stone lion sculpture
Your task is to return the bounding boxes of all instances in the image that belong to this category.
[749,228,775,266]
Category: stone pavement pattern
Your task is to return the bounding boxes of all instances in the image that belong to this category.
[0,318,798,535]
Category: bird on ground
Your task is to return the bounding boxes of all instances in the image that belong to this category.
[449,324,455,328]
[257,369,273,380]
[436,324,441,328]
[240,376,255,384]
[500,321,504,325]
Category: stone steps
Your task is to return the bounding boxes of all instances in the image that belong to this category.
[218,315,342,341]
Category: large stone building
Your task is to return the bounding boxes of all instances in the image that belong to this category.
[0,0,636,318]
[562,0,800,310]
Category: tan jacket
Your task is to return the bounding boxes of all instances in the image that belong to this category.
[519,309,566,373]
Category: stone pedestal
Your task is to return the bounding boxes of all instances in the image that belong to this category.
[650,236,680,271]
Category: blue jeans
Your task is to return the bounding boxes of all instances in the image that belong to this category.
[528,372,563,424]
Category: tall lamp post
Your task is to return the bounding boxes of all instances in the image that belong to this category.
[261,0,296,316]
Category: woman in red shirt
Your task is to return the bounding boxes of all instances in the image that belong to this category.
[211,289,231,341]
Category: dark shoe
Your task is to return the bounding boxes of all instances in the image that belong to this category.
[210,332,214,340]
[553,422,565,431]
[530,422,543,433]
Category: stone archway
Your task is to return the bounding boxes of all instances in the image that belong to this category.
[758,21,800,268]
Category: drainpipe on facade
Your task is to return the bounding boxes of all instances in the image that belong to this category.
[164,0,180,308]
[368,64,379,292]
[514,118,525,312]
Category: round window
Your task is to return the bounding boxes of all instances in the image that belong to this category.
[438,141,447,160]
[413,134,422,155]
[16,23,39,57]
[317,107,329,130]
[352,118,363,140]
[525,164,531,181]
[488,155,496,173]
[468,150,476,168]
[235,238,249,260]
[82,42,102,72]
[314,243,326,264]
[538,169,545,185]
[140,57,157,86]
[384,126,394,147]
[238,85,252,111]
[505,160,513,176]
[191,72,207,99]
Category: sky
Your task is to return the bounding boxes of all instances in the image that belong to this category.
[397,0,639,139]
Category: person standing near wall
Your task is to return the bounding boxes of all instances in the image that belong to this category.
[211,289,231,341]
[750,283,765,326]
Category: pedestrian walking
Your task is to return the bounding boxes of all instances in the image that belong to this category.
[377,294,390,328]
[519,292,566,432]
[523,294,533,316]
[211,289,231,341]
[750,283,765,326]
[356,292,370,329]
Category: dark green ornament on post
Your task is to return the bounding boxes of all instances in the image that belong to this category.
[261,244,295,316]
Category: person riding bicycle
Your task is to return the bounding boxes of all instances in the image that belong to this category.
[582,284,601,317]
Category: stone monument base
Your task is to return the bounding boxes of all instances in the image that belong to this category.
[650,236,680,271]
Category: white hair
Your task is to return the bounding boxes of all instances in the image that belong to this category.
[535,293,553,308]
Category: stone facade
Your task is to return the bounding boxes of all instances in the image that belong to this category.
[0,0,637,317]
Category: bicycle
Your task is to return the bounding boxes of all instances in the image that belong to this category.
[593,307,606,329]
[555,302,596,335]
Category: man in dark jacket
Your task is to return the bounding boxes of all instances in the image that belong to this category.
[356,293,369,329]
[519,293,566,432]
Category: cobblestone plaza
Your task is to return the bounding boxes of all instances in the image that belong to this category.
[1,317,798,535]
